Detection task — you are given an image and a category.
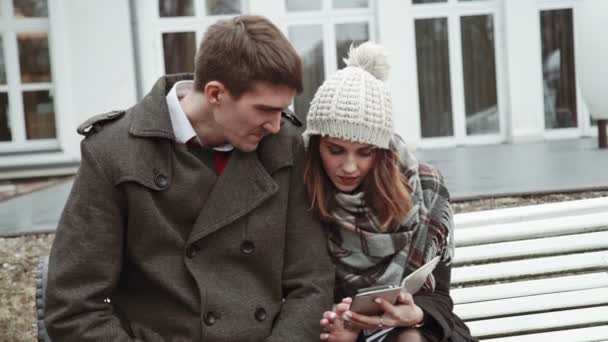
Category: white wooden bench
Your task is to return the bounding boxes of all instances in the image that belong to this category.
[451,197,608,341]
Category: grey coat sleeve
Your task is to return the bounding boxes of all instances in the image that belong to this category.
[414,261,456,341]
[414,173,476,342]
[414,262,476,342]
[263,135,335,342]
[44,141,134,341]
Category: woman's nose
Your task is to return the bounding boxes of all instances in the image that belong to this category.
[342,156,357,174]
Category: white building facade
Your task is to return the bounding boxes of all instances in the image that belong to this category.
[0,0,596,178]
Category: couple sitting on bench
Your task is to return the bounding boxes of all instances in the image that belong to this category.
[41,15,474,342]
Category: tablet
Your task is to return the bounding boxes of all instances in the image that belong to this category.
[350,284,402,316]
[401,256,441,294]
[350,256,441,315]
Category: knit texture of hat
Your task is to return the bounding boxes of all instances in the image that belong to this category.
[303,41,394,149]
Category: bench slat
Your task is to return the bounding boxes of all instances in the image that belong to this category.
[454,197,608,229]
[466,306,608,338]
[452,251,608,285]
[454,231,608,264]
[454,287,608,320]
[451,272,608,304]
[481,325,608,342]
[455,212,608,246]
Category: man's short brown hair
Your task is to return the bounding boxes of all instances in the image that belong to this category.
[193,15,303,98]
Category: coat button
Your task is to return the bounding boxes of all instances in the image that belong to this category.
[186,245,198,258]
[254,308,267,322]
[203,311,219,326]
[240,240,255,255]
[154,173,168,189]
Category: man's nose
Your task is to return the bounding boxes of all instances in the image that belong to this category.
[263,112,282,134]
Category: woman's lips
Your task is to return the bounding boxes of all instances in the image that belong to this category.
[338,176,358,186]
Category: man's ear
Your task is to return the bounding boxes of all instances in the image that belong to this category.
[203,81,225,105]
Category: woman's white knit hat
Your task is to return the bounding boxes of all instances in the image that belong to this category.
[302,41,394,149]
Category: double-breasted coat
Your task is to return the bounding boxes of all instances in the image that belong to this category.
[45,74,334,341]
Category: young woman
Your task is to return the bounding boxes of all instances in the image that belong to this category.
[302,42,476,342]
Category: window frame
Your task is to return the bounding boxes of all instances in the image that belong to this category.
[282,0,377,82]
[538,0,591,140]
[135,0,248,94]
[0,0,59,154]
[135,0,376,114]
[282,0,377,115]
[409,0,507,148]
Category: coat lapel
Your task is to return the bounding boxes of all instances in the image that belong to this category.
[129,73,194,141]
[126,74,295,243]
[187,149,279,243]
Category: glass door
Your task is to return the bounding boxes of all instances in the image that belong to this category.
[538,2,589,139]
[412,0,505,147]
[135,0,246,94]
[285,0,375,118]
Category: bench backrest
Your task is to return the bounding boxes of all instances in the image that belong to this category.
[451,197,608,341]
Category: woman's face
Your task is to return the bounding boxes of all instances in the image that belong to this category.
[319,137,377,192]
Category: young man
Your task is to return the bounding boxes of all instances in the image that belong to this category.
[45,15,334,341]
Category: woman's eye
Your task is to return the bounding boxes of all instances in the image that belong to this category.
[358,149,374,157]
[328,147,342,155]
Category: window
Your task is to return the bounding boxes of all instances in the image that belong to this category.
[289,25,325,117]
[415,17,453,138]
[286,0,375,116]
[540,8,577,130]
[159,0,195,17]
[461,14,498,135]
[412,0,502,143]
[137,1,374,119]
[413,0,446,3]
[286,0,321,11]
[162,32,196,74]
[0,0,56,150]
[156,0,245,75]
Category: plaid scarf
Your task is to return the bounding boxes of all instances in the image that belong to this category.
[328,135,454,300]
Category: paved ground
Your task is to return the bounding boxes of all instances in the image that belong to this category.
[0,137,607,236]
[0,180,72,236]
[417,137,608,200]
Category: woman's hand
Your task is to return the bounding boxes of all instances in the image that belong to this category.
[343,290,424,331]
[320,298,360,342]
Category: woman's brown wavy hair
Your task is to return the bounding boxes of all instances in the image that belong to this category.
[304,135,413,231]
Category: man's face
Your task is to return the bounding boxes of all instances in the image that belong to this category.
[214,81,296,152]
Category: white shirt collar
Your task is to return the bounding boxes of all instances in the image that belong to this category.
[166,80,234,152]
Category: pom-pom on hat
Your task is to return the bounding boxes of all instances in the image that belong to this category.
[302,41,394,149]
